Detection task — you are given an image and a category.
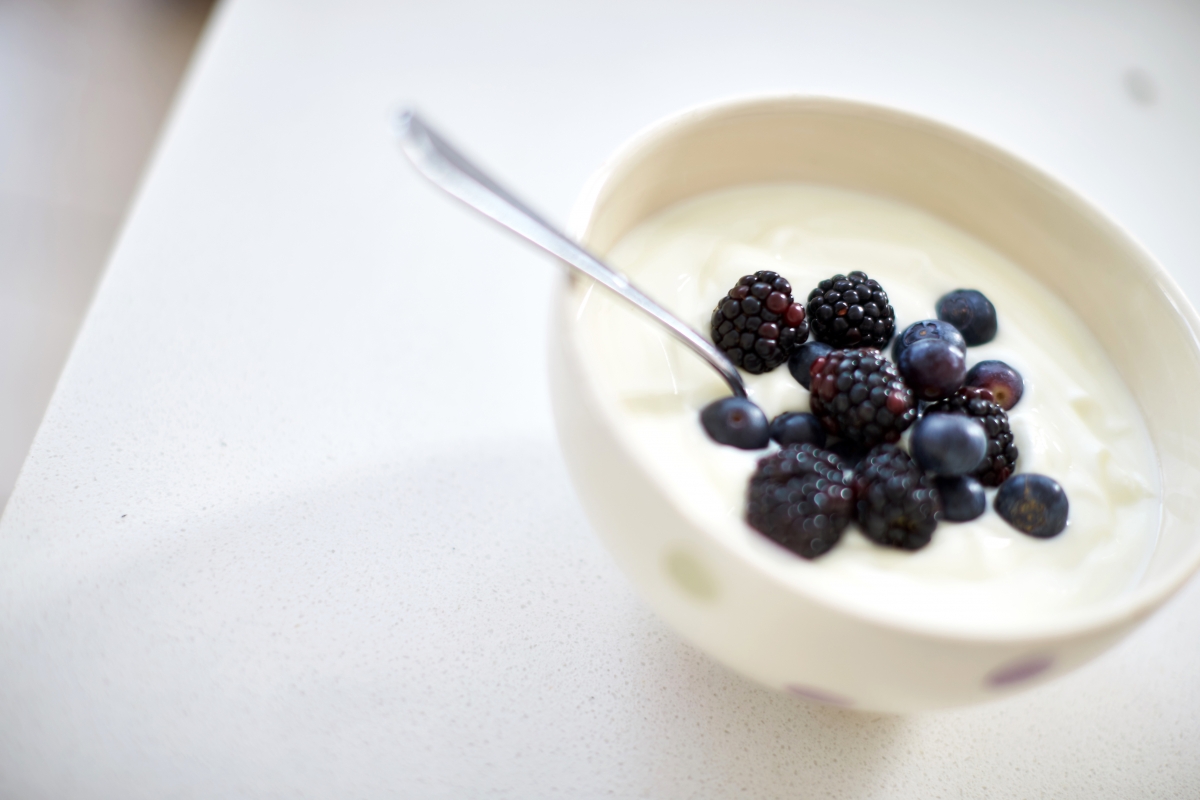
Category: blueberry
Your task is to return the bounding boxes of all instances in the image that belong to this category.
[936,289,998,346]
[909,413,988,475]
[891,319,966,363]
[700,397,770,449]
[769,412,827,447]
[897,338,967,400]
[788,341,833,390]
[994,474,1069,538]
[966,360,1024,410]
[935,476,987,522]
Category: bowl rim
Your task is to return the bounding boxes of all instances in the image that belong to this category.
[561,92,1200,643]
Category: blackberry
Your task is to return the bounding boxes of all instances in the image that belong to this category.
[808,348,917,447]
[806,271,896,348]
[826,439,868,469]
[711,271,808,374]
[746,444,855,559]
[852,444,941,550]
[925,386,1018,487]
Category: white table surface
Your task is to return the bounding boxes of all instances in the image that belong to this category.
[3,0,1200,796]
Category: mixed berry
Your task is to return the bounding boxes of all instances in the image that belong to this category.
[700,273,1070,558]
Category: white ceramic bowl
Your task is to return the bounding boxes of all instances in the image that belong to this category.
[548,96,1200,713]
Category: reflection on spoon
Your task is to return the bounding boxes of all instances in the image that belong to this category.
[393,110,751,405]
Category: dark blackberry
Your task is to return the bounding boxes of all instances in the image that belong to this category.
[826,439,868,469]
[710,271,808,374]
[925,386,1018,487]
[746,444,855,559]
[806,271,895,348]
[852,444,941,551]
[808,348,917,447]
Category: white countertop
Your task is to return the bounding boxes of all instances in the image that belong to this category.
[3,0,1200,796]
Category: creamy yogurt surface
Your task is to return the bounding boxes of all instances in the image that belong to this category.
[574,183,1161,627]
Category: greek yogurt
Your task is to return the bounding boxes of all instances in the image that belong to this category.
[573,183,1161,627]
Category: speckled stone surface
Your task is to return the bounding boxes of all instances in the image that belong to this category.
[3,0,1200,796]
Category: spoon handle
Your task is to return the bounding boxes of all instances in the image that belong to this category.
[394,111,748,399]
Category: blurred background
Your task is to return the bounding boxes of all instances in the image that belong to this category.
[0,0,1196,520]
[0,0,214,508]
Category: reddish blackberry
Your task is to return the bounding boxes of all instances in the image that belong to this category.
[808,348,917,447]
[925,386,1018,487]
[806,271,895,348]
[852,444,941,550]
[710,271,808,374]
[746,444,854,559]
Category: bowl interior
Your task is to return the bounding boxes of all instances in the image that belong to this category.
[571,96,1200,618]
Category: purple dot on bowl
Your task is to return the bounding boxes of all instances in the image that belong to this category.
[786,684,853,706]
[987,654,1054,688]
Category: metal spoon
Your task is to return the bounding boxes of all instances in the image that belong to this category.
[393,110,749,400]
